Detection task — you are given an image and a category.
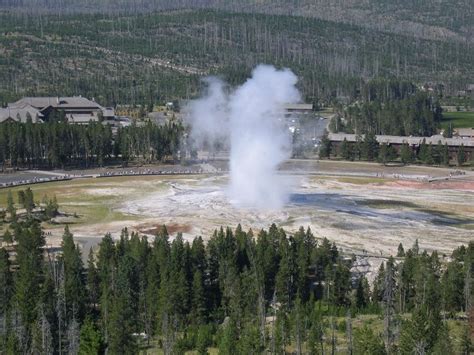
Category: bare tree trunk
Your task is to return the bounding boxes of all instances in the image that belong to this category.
[383,261,395,354]
[56,265,66,355]
[331,315,336,355]
[346,311,353,355]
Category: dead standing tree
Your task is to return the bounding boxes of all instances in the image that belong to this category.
[383,257,397,354]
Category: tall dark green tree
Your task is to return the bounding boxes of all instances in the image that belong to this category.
[362,131,379,161]
[13,221,45,346]
[457,144,466,166]
[0,248,13,348]
[319,131,332,159]
[61,226,86,321]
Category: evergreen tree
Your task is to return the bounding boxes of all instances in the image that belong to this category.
[355,277,370,310]
[218,318,238,355]
[441,143,450,166]
[459,324,473,355]
[17,190,26,209]
[24,188,35,214]
[13,221,45,338]
[457,144,466,166]
[397,243,405,257]
[340,138,353,160]
[400,143,413,164]
[319,131,332,159]
[431,323,453,355]
[61,226,85,321]
[441,260,464,314]
[191,270,207,325]
[0,248,12,348]
[353,326,386,355]
[6,190,16,221]
[362,131,379,161]
[307,302,324,355]
[2,230,12,244]
[78,317,103,355]
[378,143,389,164]
[107,255,137,354]
[331,262,351,306]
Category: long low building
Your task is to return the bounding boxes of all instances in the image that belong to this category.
[284,103,314,112]
[328,133,474,160]
[328,133,474,148]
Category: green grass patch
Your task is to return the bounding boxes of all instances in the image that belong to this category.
[441,111,474,129]
[358,199,419,209]
[336,177,388,185]
[0,176,173,229]
[451,223,474,230]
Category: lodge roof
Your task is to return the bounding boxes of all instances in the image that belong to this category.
[0,105,44,123]
[9,96,103,111]
[328,133,474,147]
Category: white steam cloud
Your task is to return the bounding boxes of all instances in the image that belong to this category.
[187,65,300,210]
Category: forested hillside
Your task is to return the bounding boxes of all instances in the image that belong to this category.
[1,0,472,44]
[1,10,472,106]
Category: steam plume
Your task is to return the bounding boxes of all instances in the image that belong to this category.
[188,65,300,209]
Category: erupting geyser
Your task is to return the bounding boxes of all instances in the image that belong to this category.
[187,65,301,210]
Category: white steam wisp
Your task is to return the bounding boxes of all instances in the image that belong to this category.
[188,65,300,210]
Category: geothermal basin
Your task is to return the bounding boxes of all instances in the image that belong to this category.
[5,161,473,258]
[119,173,474,256]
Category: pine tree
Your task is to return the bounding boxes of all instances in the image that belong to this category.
[307,302,324,355]
[441,260,464,314]
[400,143,413,164]
[332,262,351,306]
[378,143,389,164]
[0,248,12,347]
[340,138,352,160]
[441,143,450,166]
[459,324,473,355]
[237,323,261,354]
[78,317,102,355]
[13,221,45,337]
[17,190,26,209]
[362,131,379,161]
[425,143,435,165]
[2,230,12,244]
[191,270,207,325]
[107,255,137,354]
[97,233,116,345]
[61,226,85,321]
[218,318,237,355]
[353,326,386,355]
[6,191,16,221]
[457,144,466,166]
[24,188,35,214]
[397,243,405,257]
[275,235,292,310]
[418,138,429,163]
[432,323,453,354]
[319,131,332,159]
[355,277,369,309]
